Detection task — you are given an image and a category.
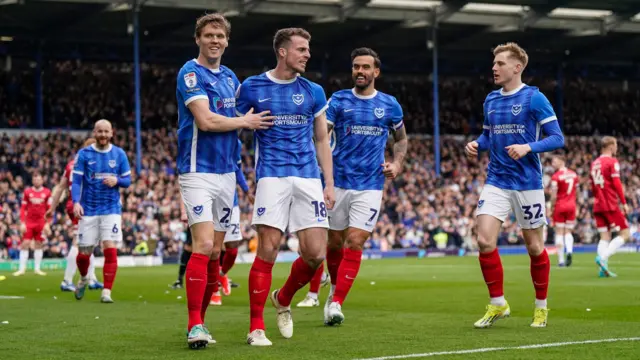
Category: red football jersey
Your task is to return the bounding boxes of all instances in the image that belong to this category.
[63,160,74,206]
[550,167,577,213]
[21,186,51,223]
[590,155,624,213]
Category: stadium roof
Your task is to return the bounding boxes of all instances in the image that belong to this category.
[2,0,640,66]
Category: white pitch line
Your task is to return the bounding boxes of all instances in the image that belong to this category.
[353,337,640,360]
[0,296,25,300]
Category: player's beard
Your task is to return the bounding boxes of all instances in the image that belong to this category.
[353,74,372,90]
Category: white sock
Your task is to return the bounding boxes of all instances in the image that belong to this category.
[535,298,547,308]
[605,236,625,260]
[555,235,565,264]
[308,292,318,300]
[102,289,111,298]
[490,296,506,307]
[34,249,43,271]
[330,284,336,295]
[89,254,98,282]
[64,246,78,283]
[565,232,574,254]
[19,250,29,271]
[597,240,610,258]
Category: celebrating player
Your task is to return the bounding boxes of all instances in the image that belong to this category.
[47,138,103,291]
[13,172,51,276]
[549,155,577,267]
[236,27,335,346]
[323,47,407,326]
[591,136,630,277]
[465,42,564,328]
[175,14,273,349]
[72,119,131,304]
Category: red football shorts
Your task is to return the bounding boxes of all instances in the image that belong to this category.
[552,208,576,229]
[594,210,629,233]
[24,222,45,242]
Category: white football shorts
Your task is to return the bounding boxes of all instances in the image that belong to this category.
[476,184,547,230]
[179,172,236,232]
[78,214,123,247]
[224,205,242,242]
[252,177,329,233]
[328,187,383,232]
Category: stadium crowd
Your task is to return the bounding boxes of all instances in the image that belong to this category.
[1,61,640,260]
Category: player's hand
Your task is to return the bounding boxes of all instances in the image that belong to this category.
[382,162,401,179]
[43,223,52,237]
[505,144,531,161]
[19,223,26,234]
[323,185,336,210]
[180,210,188,223]
[73,203,84,219]
[242,108,275,130]
[103,176,118,188]
[45,207,54,219]
[247,191,255,204]
[465,141,479,160]
[622,203,630,215]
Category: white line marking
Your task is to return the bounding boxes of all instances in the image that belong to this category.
[0,296,25,300]
[353,337,640,360]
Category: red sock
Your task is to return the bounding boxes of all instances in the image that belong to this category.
[102,248,118,290]
[249,257,273,332]
[479,248,504,298]
[326,247,343,286]
[201,259,219,322]
[186,253,209,331]
[221,247,238,275]
[333,248,362,305]
[530,249,550,301]
[277,257,317,307]
[309,262,324,294]
[76,253,90,278]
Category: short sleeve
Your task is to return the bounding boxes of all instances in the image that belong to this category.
[119,149,131,177]
[530,90,557,125]
[325,95,338,126]
[177,66,208,106]
[390,97,404,130]
[235,79,253,116]
[311,83,328,118]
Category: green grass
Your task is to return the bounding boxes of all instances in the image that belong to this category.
[1,253,640,359]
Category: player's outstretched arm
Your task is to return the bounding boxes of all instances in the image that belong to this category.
[382,126,408,179]
[46,178,68,218]
[314,112,335,209]
[188,100,274,132]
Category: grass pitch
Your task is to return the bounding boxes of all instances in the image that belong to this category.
[1,253,639,359]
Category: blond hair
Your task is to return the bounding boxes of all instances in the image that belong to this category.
[601,136,617,150]
[493,42,528,68]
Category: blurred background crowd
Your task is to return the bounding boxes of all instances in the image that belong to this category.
[1,61,639,260]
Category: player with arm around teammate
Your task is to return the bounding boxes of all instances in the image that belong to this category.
[236,27,335,346]
[548,155,577,267]
[465,42,565,329]
[175,13,273,349]
[591,136,631,277]
[323,47,407,326]
[72,120,131,304]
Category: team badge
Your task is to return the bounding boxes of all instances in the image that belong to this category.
[193,205,203,216]
[108,160,116,168]
[478,200,485,208]
[257,207,266,216]
[292,94,304,105]
[511,104,522,116]
[184,72,197,88]
[374,108,385,119]
[227,77,234,88]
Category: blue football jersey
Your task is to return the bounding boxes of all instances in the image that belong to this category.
[72,144,131,216]
[236,72,328,180]
[327,89,404,191]
[176,60,241,175]
[483,84,557,191]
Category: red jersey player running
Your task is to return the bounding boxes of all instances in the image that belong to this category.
[549,155,577,267]
[47,138,102,291]
[13,172,51,276]
[590,136,630,277]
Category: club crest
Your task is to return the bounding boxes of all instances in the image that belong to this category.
[374,108,385,119]
[184,72,197,88]
[511,104,522,116]
[227,77,234,88]
[193,205,203,216]
[292,94,304,105]
[257,207,266,216]
[478,200,485,208]
[108,160,116,168]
